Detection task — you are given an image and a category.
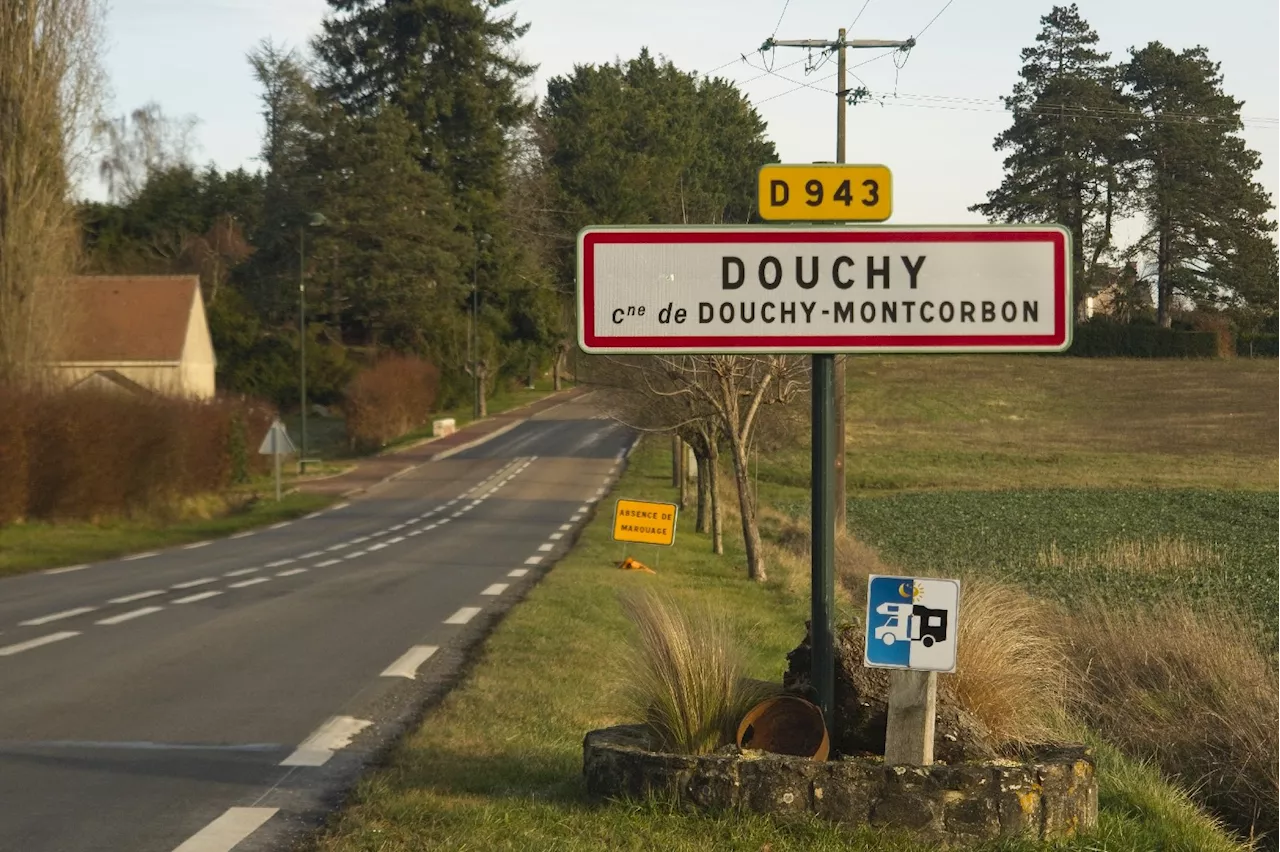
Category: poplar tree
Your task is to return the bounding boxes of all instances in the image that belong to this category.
[971,4,1134,311]
[1123,42,1277,325]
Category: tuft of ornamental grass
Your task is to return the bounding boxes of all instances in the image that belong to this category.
[618,589,779,755]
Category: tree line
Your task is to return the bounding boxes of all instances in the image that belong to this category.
[972,4,1277,330]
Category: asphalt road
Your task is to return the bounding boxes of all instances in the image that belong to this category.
[0,396,634,852]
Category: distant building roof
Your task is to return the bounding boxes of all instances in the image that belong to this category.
[59,275,200,362]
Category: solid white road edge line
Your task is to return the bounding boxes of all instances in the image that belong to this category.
[96,606,163,626]
[230,531,253,539]
[269,522,291,530]
[43,564,90,575]
[380,645,438,679]
[183,541,211,550]
[0,631,79,656]
[171,806,278,852]
[481,583,508,596]
[20,606,97,626]
[122,551,157,561]
[108,590,166,605]
[173,591,222,604]
[445,607,482,625]
[280,716,371,767]
[507,569,528,578]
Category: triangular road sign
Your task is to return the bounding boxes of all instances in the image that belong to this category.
[258,419,297,455]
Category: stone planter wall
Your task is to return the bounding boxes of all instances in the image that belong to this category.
[583,725,1097,844]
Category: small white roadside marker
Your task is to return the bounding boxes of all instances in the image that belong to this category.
[538,543,554,552]
[281,716,371,767]
[228,577,270,589]
[20,607,96,627]
[43,564,90,575]
[481,583,508,596]
[173,590,222,605]
[524,555,543,566]
[381,645,438,679]
[444,606,482,625]
[0,631,79,657]
[172,577,216,590]
[507,569,528,578]
[108,590,165,605]
[96,606,163,626]
[277,567,308,577]
[183,541,212,550]
[172,806,278,852]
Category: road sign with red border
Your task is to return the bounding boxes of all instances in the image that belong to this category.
[576,225,1072,354]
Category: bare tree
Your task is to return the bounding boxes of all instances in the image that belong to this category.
[597,354,806,581]
[94,101,198,204]
[0,0,107,383]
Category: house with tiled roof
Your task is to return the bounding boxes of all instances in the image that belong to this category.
[48,275,216,399]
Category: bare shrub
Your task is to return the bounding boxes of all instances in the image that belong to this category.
[1063,601,1279,844]
[343,355,440,451]
[618,589,778,755]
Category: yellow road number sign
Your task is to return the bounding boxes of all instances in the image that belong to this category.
[612,498,678,547]
[757,164,892,222]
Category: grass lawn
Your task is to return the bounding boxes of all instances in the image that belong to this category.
[0,491,335,576]
[309,436,1253,852]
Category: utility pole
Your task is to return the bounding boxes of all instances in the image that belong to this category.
[298,226,308,475]
[766,28,914,728]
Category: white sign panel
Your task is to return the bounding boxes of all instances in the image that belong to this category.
[864,575,961,673]
[258,419,297,456]
[576,225,1071,354]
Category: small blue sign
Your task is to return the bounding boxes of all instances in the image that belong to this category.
[864,575,961,673]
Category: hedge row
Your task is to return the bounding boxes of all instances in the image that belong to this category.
[1236,334,1279,357]
[1068,324,1221,358]
[0,385,275,524]
[343,355,440,451]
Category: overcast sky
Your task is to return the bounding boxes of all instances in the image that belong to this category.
[93,0,1278,243]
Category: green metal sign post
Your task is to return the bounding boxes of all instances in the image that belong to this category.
[810,353,837,722]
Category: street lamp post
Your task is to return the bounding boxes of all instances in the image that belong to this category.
[299,212,327,473]
[471,232,490,420]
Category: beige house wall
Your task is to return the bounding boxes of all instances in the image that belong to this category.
[48,362,185,395]
[179,292,217,399]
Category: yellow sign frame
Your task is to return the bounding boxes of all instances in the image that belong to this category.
[612,498,678,547]
[756,163,892,222]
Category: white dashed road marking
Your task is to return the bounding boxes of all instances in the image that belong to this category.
[0,631,79,656]
[223,569,258,578]
[172,806,278,852]
[269,522,291,530]
[265,559,294,568]
[122,551,157,561]
[277,567,308,577]
[281,716,371,767]
[368,542,388,552]
[20,607,97,626]
[537,543,554,552]
[344,551,366,560]
[183,541,211,550]
[326,542,350,551]
[350,537,370,545]
[524,556,543,566]
[316,559,341,568]
[173,591,222,605]
[172,577,216,590]
[388,536,405,544]
[230,531,253,540]
[300,551,323,559]
[507,569,528,578]
[570,515,582,522]
[380,645,438,679]
[229,578,269,589]
[550,533,563,540]
[445,607,482,625]
[109,590,165,605]
[96,606,163,626]
[481,584,508,596]
[559,524,572,531]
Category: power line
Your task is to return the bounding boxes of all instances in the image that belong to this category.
[772,0,792,37]
[914,0,958,39]
[847,0,873,32]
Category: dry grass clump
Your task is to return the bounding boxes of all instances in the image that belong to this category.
[618,589,778,755]
[1062,601,1279,845]
[1037,536,1223,575]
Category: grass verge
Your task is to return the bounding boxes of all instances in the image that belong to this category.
[307,438,1246,852]
[0,490,336,576]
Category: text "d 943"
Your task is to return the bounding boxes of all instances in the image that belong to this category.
[757,164,892,222]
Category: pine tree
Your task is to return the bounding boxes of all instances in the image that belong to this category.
[971,5,1134,312]
[1123,42,1277,326]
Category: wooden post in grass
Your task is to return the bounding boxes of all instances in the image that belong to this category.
[884,670,937,765]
